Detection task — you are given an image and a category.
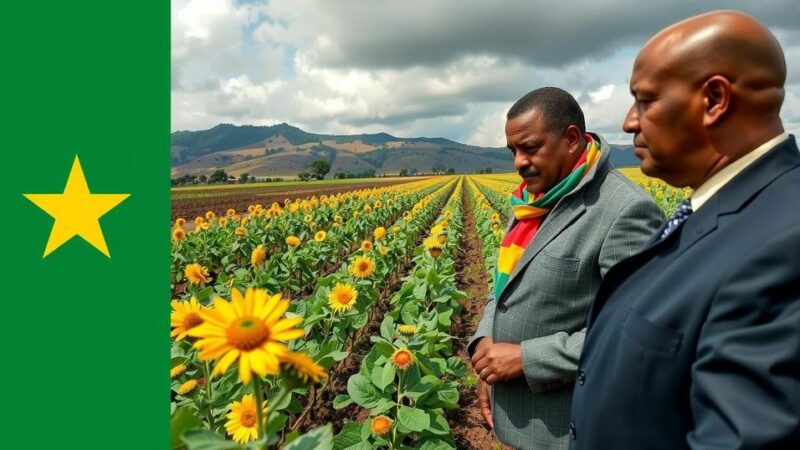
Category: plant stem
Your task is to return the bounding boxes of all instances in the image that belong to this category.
[203,361,216,430]
[391,370,404,449]
[253,376,268,450]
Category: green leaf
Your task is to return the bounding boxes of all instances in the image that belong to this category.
[406,374,440,400]
[426,410,451,436]
[373,362,396,391]
[379,316,395,340]
[351,310,369,329]
[347,374,381,408]
[333,422,362,450]
[398,406,430,433]
[412,282,427,301]
[332,394,353,410]
[417,438,455,450]
[371,399,396,415]
[171,405,202,449]
[181,430,242,450]
[284,424,333,450]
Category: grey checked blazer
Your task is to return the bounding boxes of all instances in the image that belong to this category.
[468,134,664,450]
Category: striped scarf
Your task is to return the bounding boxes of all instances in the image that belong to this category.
[494,134,601,301]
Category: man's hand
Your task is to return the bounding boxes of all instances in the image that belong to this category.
[477,379,494,430]
[471,340,524,385]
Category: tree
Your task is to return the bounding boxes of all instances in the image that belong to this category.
[485,167,493,174]
[239,172,250,184]
[447,168,456,175]
[209,169,228,184]
[399,168,408,177]
[298,172,312,182]
[308,160,331,180]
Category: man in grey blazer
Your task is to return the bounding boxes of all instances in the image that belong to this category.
[469,88,663,450]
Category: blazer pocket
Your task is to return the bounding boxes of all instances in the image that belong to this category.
[539,251,579,272]
[622,308,682,354]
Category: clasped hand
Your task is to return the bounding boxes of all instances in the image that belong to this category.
[470,338,524,385]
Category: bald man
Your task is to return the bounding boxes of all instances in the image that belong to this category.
[568,11,800,450]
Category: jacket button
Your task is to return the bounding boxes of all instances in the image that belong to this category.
[578,370,586,385]
[569,422,576,440]
[497,303,508,313]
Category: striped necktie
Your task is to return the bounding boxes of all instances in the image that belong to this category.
[660,199,693,239]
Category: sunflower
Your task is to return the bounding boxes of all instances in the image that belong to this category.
[431,223,445,236]
[314,231,327,242]
[423,236,444,258]
[170,363,187,379]
[378,245,389,256]
[247,205,256,214]
[334,215,343,223]
[370,415,393,436]
[194,216,205,226]
[176,379,199,395]
[175,217,186,228]
[205,211,216,220]
[235,227,247,237]
[171,296,205,340]
[304,214,313,223]
[225,394,265,444]
[361,240,373,252]
[226,208,236,217]
[349,255,375,278]
[279,351,328,384]
[328,283,358,313]
[391,348,414,370]
[188,287,305,384]
[218,217,228,227]
[437,234,447,245]
[251,244,267,267]
[309,221,317,230]
[491,222,500,231]
[363,204,372,213]
[491,213,500,222]
[397,324,417,335]
[373,227,386,240]
[286,235,301,248]
[184,263,211,285]
[392,226,401,233]
[374,200,383,208]
[172,227,186,241]
[353,211,361,218]
[403,211,412,220]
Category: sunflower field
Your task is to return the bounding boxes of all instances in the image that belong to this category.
[170,169,684,449]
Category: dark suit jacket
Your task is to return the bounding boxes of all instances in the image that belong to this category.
[569,136,800,450]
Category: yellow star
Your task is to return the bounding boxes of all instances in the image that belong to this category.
[24,155,130,258]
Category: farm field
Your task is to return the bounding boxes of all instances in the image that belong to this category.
[169,171,682,449]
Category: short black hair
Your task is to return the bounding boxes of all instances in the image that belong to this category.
[507,87,586,135]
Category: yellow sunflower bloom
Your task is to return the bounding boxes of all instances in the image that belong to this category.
[218,217,228,227]
[235,227,247,237]
[328,283,358,313]
[171,296,205,341]
[371,415,393,436]
[378,245,389,256]
[225,394,265,444]
[437,234,447,245]
[279,351,328,384]
[363,204,372,213]
[177,379,199,395]
[314,231,327,242]
[205,211,216,220]
[172,227,186,241]
[194,216,205,226]
[392,226,401,233]
[391,348,414,370]
[361,240,373,252]
[349,255,375,278]
[423,236,444,258]
[188,288,305,384]
[175,217,186,228]
[226,208,236,217]
[184,263,211,285]
[373,227,386,240]
[374,200,383,208]
[170,363,187,379]
[490,213,500,222]
[251,244,267,267]
[286,236,301,247]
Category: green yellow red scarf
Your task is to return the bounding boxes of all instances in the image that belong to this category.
[494,134,600,301]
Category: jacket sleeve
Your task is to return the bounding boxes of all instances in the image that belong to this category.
[687,226,800,449]
[467,294,496,358]
[520,195,664,393]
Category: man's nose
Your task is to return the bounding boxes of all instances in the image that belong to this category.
[513,151,528,171]
[623,104,639,134]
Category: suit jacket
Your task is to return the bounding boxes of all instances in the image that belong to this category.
[468,134,664,450]
[569,136,800,450]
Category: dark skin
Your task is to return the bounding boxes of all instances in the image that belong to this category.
[473,110,584,428]
[623,10,786,188]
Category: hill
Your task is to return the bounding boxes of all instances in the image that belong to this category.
[171,123,640,178]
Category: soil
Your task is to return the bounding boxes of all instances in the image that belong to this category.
[449,187,512,450]
[171,179,418,221]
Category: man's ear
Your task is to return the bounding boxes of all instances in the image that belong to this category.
[564,125,583,153]
[703,75,732,127]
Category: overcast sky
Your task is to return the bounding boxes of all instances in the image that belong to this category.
[172,0,800,146]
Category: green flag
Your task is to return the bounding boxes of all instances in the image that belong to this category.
[1,1,168,448]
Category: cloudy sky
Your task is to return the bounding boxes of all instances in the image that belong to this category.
[172,0,800,146]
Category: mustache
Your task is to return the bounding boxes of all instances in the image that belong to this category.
[519,167,539,178]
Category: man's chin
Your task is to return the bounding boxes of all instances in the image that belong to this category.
[524,180,544,194]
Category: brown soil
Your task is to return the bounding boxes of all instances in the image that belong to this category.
[450,186,512,450]
[171,179,419,221]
